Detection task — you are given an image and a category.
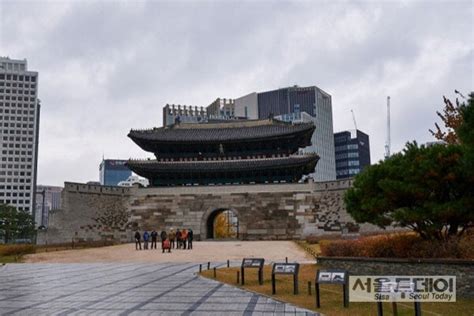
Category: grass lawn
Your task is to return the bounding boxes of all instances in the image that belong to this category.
[0,255,21,263]
[201,264,474,316]
[0,241,118,263]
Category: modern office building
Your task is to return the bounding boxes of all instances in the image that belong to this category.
[276,111,335,181]
[206,98,235,118]
[0,57,40,219]
[261,86,336,181]
[234,92,258,119]
[162,104,208,127]
[163,100,239,127]
[334,129,371,179]
[99,159,132,186]
[34,185,62,227]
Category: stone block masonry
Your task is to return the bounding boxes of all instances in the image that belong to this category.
[37,183,132,245]
[38,179,382,244]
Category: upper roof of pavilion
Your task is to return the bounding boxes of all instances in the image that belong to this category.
[128,118,315,144]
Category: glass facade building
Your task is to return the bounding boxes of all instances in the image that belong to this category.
[260,86,336,181]
[99,159,132,186]
[257,86,318,119]
[334,130,371,179]
[35,185,62,227]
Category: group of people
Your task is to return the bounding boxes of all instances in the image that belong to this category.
[134,228,193,253]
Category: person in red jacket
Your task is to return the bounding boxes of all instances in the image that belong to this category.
[181,229,188,249]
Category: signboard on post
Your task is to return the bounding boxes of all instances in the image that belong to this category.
[272,263,300,295]
[241,258,265,285]
[315,269,349,308]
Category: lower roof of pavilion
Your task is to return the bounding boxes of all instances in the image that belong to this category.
[127,154,319,186]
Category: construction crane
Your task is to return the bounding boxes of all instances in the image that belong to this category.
[351,109,358,131]
[384,96,391,159]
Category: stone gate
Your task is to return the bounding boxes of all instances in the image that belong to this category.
[38,179,381,244]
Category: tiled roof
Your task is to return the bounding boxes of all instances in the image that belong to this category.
[128,119,315,143]
[127,154,319,174]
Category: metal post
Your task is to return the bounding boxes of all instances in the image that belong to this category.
[227,210,230,237]
[391,302,398,315]
[343,284,348,308]
[315,282,320,308]
[272,274,276,294]
[241,266,245,285]
[414,302,421,316]
[285,257,288,263]
[236,271,240,284]
[199,264,202,273]
[207,262,210,270]
[41,189,46,227]
[377,301,384,316]
[308,281,312,295]
[213,267,216,278]
[294,274,298,295]
[227,260,230,268]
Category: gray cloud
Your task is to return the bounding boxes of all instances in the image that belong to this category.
[0,0,472,186]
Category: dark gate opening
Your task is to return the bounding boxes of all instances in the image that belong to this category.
[206,209,239,239]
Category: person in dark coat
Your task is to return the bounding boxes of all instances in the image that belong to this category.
[160,230,167,249]
[168,229,176,249]
[143,231,150,250]
[187,229,193,250]
[134,231,141,250]
[150,230,158,250]
[176,229,182,249]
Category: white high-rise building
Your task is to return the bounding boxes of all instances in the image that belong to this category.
[246,85,337,181]
[0,57,40,223]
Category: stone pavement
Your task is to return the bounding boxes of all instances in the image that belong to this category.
[0,263,319,315]
[24,241,314,264]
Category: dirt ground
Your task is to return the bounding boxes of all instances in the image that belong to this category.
[23,241,314,263]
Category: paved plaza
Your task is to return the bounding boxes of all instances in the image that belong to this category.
[0,263,318,315]
[24,241,313,264]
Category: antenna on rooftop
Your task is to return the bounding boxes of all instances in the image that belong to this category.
[351,109,358,130]
[384,96,391,159]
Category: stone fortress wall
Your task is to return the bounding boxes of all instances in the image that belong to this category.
[38,179,383,245]
[37,183,132,245]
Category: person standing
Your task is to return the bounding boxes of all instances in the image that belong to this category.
[162,237,171,253]
[176,229,182,249]
[160,230,167,249]
[169,228,176,249]
[187,228,193,250]
[143,231,150,250]
[151,230,158,250]
[181,229,188,250]
[134,231,142,250]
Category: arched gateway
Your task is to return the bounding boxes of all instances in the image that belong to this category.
[201,208,241,240]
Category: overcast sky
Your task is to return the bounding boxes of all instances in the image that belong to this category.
[1,0,473,186]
